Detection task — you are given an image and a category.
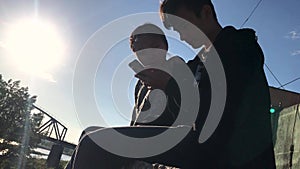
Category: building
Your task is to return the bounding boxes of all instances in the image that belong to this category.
[269,86,300,169]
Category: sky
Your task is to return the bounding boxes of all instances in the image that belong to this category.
[0,0,299,143]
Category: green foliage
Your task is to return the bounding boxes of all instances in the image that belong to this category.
[0,75,44,168]
[0,158,68,169]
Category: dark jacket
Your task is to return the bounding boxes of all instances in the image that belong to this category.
[130,58,182,127]
[190,26,276,169]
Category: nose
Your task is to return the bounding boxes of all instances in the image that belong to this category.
[179,32,187,43]
[180,36,184,42]
[179,32,185,41]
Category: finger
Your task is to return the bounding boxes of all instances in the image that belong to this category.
[135,73,146,79]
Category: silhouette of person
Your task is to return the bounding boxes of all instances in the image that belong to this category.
[129,23,183,127]
[66,23,202,169]
[160,0,276,168]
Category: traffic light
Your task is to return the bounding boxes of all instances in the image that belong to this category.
[270,108,276,114]
[269,105,283,114]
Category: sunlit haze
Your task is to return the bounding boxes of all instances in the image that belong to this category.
[3,18,65,82]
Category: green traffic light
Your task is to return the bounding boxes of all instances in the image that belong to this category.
[270,108,276,114]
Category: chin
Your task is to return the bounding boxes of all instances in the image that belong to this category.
[186,40,201,49]
[190,43,202,49]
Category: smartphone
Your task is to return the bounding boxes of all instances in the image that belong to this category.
[128,60,144,73]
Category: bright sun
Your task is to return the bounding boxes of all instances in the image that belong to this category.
[4,18,65,79]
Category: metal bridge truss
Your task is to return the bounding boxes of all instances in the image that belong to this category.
[33,105,67,141]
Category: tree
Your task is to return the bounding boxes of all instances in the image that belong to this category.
[0,74,44,168]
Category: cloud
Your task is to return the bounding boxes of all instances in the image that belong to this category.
[285,31,300,40]
[39,72,57,83]
[291,50,300,56]
[27,72,57,83]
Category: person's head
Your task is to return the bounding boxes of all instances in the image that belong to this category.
[160,0,220,48]
[130,23,168,66]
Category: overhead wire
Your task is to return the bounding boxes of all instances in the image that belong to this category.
[280,77,300,88]
[264,64,285,89]
[240,0,263,28]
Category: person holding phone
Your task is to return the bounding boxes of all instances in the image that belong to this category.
[128,23,184,127]
[66,23,202,169]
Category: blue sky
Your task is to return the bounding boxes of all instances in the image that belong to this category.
[0,0,299,142]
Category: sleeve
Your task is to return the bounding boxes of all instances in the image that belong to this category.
[224,29,266,126]
[224,31,272,165]
[130,81,142,126]
[130,80,152,126]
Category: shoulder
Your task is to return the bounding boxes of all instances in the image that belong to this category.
[217,26,261,55]
[226,26,264,66]
[227,26,258,44]
[166,56,186,70]
[218,26,256,42]
[168,56,185,64]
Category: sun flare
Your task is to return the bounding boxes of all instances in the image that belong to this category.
[4,18,65,78]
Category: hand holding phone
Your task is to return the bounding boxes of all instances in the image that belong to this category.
[128,60,144,73]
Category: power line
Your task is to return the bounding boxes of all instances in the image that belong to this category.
[240,0,263,28]
[264,64,284,89]
[280,77,300,88]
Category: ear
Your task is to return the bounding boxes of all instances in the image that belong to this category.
[200,5,212,19]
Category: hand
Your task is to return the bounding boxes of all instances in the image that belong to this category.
[135,68,171,90]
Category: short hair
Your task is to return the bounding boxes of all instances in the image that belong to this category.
[160,0,217,29]
[130,23,168,52]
